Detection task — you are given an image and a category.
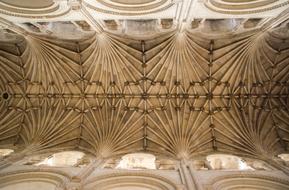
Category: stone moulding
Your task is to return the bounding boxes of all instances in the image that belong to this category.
[0,170,71,189]
[205,173,289,190]
[84,171,179,190]
[204,0,289,15]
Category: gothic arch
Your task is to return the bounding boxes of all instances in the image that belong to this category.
[206,174,289,190]
[0,170,70,190]
[84,172,179,190]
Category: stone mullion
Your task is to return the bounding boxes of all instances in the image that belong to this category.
[68,158,104,189]
[179,159,198,190]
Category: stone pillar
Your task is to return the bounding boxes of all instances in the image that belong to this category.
[70,158,104,188]
[75,158,103,179]
[179,159,198,190]
[64,158,104,190]
[188,162,204,190]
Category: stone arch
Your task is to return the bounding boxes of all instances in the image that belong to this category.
[206,174,289,190]
[84,172,179,190]
[0,170,70,190]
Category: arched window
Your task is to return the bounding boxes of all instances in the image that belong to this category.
[206,154,253,170]
[278,153,289,167]
[35,151,85,167]
[116,153,156,170]
[278,153,289,162]
[0,149,14,157]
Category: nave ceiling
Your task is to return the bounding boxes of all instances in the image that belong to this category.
[0,0,288,166]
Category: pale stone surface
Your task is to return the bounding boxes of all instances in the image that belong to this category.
[108,187,151,190]
[0,182,56,190]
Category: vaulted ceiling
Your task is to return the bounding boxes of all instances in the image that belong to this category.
[0,0,288,163]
